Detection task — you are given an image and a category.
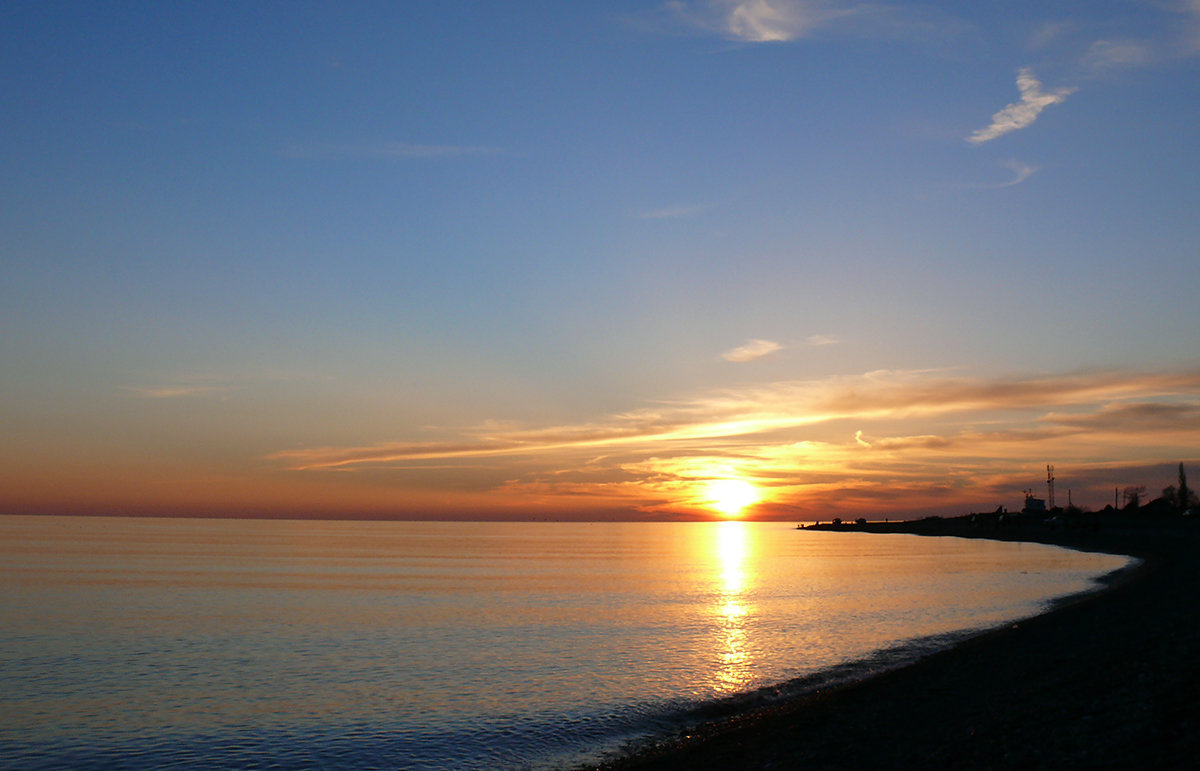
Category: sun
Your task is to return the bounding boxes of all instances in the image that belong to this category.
[705,479,760,518]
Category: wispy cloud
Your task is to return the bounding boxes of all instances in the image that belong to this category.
[123,369,325,400]
[1030,5,1199,71]
[722,338,783,362]
[1116,1,1200,60]
[999,159,1038,186]
[723,0,830,42]
[656,1,966,45]
[953,159,1039,191]
[270,370,1200,469]
[269,370,1200,518]
[1028,20,1073,50]
[1082,39,1154,71]
[636,203,712,220]
[864,433,955,451]
[804,334,839,346]
[124,385,241,399]
[1043,401,1200,432]
[665,0,850,43]
[967,68,1075,145]
[282,141,500,160]
[1188,0,1200,54]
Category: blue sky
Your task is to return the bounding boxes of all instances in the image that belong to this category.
[3,1,1199,519]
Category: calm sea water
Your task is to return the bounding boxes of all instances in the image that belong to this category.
[0,516,1132,769]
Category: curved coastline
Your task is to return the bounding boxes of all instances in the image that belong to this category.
[588,514,1200,769]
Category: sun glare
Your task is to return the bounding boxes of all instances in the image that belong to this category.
[705,479,760,518]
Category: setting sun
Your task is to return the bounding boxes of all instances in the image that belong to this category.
[705,479,760,518]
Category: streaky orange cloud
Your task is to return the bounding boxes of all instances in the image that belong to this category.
[266,369,1200,518]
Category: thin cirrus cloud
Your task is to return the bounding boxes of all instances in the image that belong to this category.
[666,0,848,43]
[122,370,323,399]
[124,385,240,399]
[1000,159,1038,187]
[662,1,964,45]
[1028,21,1072,50]
[721,338,783,362]
[636,203,712,220]
[723,0,830,42]
[281,141,500,160]
[970,159,1038,189]
[1082,39,1153,71]
[967,68,1076,145]
[266,368,1200,516]
[1189,0,1200,53]
[269,369,1200,472]
[954,160,1037,191]
[1043,401,1200,432]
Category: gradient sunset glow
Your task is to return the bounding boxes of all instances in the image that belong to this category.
[2,3,1198,522]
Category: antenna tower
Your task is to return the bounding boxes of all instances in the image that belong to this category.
[1047,464,1056,509]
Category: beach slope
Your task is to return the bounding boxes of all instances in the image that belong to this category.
[595,516,1200,769]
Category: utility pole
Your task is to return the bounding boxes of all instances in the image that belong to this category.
[1047,464,1056,509]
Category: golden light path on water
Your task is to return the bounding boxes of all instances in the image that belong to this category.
[712,520,753,693]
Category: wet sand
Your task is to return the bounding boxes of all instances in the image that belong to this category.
[591,514,1200,769]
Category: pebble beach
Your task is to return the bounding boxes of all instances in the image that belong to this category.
[595,513,1200,769]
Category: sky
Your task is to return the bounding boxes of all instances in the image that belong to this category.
[2,1,1199,521]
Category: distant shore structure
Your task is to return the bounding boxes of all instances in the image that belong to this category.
[1023,463,1056,514]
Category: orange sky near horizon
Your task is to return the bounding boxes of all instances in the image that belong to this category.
[5,368,1198,521]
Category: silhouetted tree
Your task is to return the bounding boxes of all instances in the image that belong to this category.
[1123,485,1145,510]
[1178,462,1196,509]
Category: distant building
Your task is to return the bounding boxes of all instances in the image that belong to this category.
[1023,494,1046,514]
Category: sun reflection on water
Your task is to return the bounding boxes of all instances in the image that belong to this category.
[711,520,754,693]
[717,520,748,594]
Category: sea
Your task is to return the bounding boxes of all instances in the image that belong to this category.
[0,515,1134,770]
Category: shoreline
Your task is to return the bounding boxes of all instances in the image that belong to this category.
[589,514,1200,769]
